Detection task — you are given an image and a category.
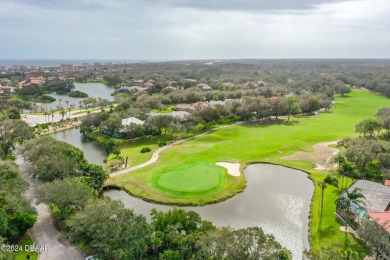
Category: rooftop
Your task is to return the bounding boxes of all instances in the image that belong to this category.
[122,117,144,126]
[340,180,390,212]
[367,211,390,233]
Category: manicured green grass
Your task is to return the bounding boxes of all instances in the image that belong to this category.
[153,164,226,195]
[151,105,175,113]
[14,232,38,260]
[108,89,390,255]
[87,131,171,167]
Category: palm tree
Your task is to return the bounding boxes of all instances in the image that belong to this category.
[66,100,69,117]
[336,155,357,190]
[60,109,66,120]
[318,181,327,218]
[345,187,366,219]
[319,176,339,218]
[43,111,48,122]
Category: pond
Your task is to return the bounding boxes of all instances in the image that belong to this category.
[104,163,314,259]
[50,127,106,165]
[36,82,114,110]
[52,127,314,259]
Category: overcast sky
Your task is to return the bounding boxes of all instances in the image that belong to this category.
[0,0,389,59]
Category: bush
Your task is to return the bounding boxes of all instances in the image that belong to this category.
[141,147,151,153]
[158,141,167,147]
[38,95,56,103]
[68,90,88,98]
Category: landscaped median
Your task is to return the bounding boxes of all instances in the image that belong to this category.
[105,89,390,257]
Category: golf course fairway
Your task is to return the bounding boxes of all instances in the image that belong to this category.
[107,89,390,206]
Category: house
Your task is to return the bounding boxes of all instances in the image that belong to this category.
[366,212,390,259]
[335,180,390,259]
[147,111,191,120]
[198,83,212,91]
[122,117,144,126]
[208,100,225,106]
[336,180,390,223]
[103,117,144,138]
[128,86,147,92]
[0,86,16,95]
[144,82,154,88]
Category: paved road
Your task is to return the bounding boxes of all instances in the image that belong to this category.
[16,148,86,260]
[21,108,97,127]
[110,122,243,177]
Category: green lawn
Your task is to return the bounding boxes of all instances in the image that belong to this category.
[14,232,38,260]
[151,105,175,113]
[87,131,171,168]
[153,164,226,195]
[108,89,390,256]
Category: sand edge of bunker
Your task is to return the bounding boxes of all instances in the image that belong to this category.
[282,140,340,171]
[215,162,241,176]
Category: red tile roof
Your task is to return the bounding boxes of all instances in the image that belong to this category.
[367,211,390,233]
[385,180,390,186]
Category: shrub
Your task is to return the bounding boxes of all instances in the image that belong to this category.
[158,141,167,147]
[141,147,151,153]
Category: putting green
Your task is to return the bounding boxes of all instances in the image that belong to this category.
[155,165,226,195]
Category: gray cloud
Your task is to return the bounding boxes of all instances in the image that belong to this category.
[141,0,354,11]
[0,0,388,59]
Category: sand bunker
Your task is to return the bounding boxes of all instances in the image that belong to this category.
[282,141,339,170]
[215,162,241,176]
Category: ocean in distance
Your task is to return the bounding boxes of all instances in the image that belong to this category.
[0,59,164,68]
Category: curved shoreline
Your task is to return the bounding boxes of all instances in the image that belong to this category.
[109,122,244,177]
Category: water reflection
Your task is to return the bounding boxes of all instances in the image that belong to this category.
[50,128,106,165]
[104,163,314,259]
[36,82,114,110]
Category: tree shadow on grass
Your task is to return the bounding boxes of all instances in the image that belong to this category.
[241,119,300,128]
[318,224,338,239]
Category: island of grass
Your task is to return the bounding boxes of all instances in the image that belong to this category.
[36,94,56,103]
[68,90,88,98]
[106,89,390,257]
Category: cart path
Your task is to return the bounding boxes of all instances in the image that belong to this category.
[110,122,243,177]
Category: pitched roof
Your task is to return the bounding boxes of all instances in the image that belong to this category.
[340,180,390,212]
[385,180,390,187]
[121,117,144,126]
[367,211,390,233]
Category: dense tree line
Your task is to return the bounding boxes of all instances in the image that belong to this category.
[336,107,390,183]
[0,161,36,243]
[36,180,291,260]
[21,137,108,191]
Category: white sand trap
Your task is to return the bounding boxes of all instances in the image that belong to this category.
[215,162,241,176]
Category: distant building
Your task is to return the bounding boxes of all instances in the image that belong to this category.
[121,117,144,126]
[198,83,212,91]
[148,111,191,120]
[208,100,225,106]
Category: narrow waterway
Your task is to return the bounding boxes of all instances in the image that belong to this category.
[51,128,106,165]
[105,163,314,259]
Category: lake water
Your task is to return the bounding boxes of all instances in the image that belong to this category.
[50,128,106,165]
[36,82,114,110]
[104,164,314,259]
[52,127,314,259]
